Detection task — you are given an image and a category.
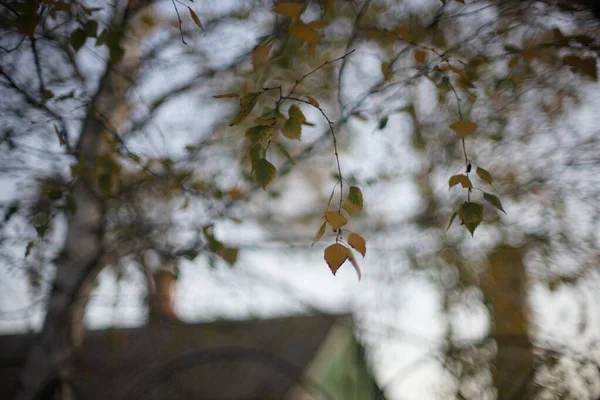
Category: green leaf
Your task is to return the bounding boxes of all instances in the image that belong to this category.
[188,7,204,31]
[219,247,238,266]
[253,158,276,189]
[70,29,87,52]
[484,192,506,214]
[377,116,388,130]
[459,202,483,224]
[347,186,363,210]
[476,167,492,185]
[446,211,458,231]
[248,143,264,168]
[245,125,274,144]
[84,20,98,37]
[464,221,480,236]
[230,93,261,126]
[312,221,327,246]
[25,241,34,258]
[282,105,306,140]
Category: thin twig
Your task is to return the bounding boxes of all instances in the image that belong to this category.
[171,0,187,45]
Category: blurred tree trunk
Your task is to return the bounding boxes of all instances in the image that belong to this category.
[17,2,156,399]
[483,246,534,400]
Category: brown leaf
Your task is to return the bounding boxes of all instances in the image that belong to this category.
[252,43,273,69]
[449,121,477,137]
[274,2,304,18]
[306,96,320,107]
[448,174,472,189]
[289,23,321,44]
[312,221,327,246]
[188,7,204,31]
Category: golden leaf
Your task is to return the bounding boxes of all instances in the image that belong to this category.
[252,43,273,69]
[307,96,320,107]
[324,243,349,275]
[307,20,327,29]
[414,48,426,64]
[476,167,492,185]
[449,121,477,137]
[188,7,204,31]
[324,211,347,230]
[312,221,327,246]
[274,2,305,18]
[448,174,472,189]
[289,23,321,44]
[347,232,366,257]
[213,93,239,99]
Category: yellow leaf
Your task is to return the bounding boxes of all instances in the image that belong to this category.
[274,2,305,18]
[307,96,320,107]
[188,7,204,31]
[325,211,347,230]
[342,201,359,216]
[312,221,327,246]
[230,92,261,126]
[381,62,392,80]
[324,243,349,275]
[252,43,273,69]
[289,23,321,44]
[414,48,426,64]
[449,121,477,137]
[448,174,472,189]
[347,232,366,257]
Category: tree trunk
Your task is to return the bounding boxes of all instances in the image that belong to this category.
[482,245,534,400]
[17,2,155,399]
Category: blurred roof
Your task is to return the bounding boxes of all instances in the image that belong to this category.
[0,314,363,400]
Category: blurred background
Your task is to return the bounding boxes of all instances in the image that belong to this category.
[1,0,600,399]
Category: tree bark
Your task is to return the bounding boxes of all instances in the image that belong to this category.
[16,2,155,399]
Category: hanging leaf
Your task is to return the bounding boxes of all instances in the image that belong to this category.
[347,186,363,210]
[446,211,458,231]
[230,92,261,126]
[484,192,506,213]
[414,48,427,64]
[307,96,320,107]
[342,201,360,216]
[324,243,349,275]
[252,43,273,69]
[450,121,477,137]
[347,232,366,257]
[84,20,98,37]
[325,211,347,230]
[282,104,305,140]
[476,167,492,185]
[188,7,204,31]
[245,125,274,144]
[289,23,321,44]
[459,201,483,225]
[248,144,264,168]
[464,221,479,236]
[312,221,327,245]
[25,241,34,258]
[346,249,362,280]
[274,2,305,18]
[70,28,87,52]
[448,174,472,189]
[253,158,276,189]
